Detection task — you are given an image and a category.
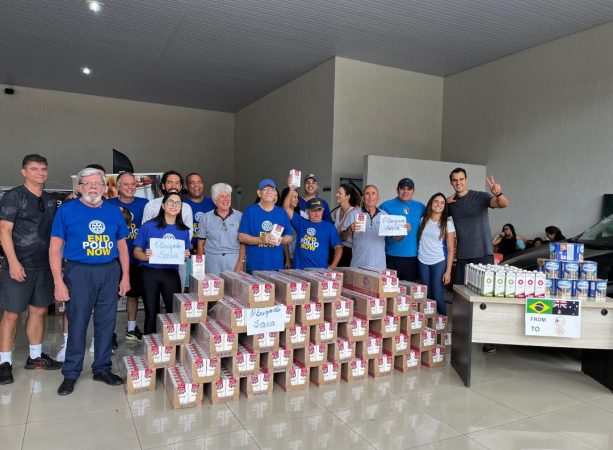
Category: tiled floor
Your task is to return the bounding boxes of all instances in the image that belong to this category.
[1,312,612,450]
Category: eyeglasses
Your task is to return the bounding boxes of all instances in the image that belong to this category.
[37,197,45,212]
[79,182,104,188]
[165,200,182,207]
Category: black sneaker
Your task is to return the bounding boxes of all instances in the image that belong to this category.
[93,371,124,386]
[58,377,77,395]
[0,362,13,385]
[482,343,497,353]
[125,326,143,342]
[112,332,119,350]
[25,353,63,370]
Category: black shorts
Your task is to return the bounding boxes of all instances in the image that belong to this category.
[0,269,54,313]
[124,262,143,299]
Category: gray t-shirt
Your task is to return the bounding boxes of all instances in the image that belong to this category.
[198,208,242,255]
[448,190,493,259]
[342,208,387,269]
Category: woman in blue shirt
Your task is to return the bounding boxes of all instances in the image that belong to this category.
[134,192,191,334]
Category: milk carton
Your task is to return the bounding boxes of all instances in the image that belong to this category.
[354,213,366,232]
[289,169,301,188]
[494,270,506,297]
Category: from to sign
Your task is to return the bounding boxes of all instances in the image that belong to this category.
[524,298,581,339]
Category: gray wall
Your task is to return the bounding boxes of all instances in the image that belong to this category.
[0,85,234,190]
[234,59,335,209]
[442,22,613,239]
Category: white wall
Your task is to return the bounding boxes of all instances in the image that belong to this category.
[442,22,613,240]
[332,58,444,197]
[364,155,486,205]
[0,85,234,190]
[234,60,335,209]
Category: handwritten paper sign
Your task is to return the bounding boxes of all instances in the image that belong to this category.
[246,305,287,335]
[379,215,407,236]
[149,238,185,265]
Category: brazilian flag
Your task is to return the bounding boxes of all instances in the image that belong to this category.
[526,299,552,314]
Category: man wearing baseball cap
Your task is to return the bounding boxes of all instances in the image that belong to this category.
[298,173,333,223]
[380,178,425,282]
[284,179,342,269]
[238,179,293,272]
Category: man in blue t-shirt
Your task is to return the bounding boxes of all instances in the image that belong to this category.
[284,179,342,269]
[380,178,425,282]
[50,168,130,396]
[297,173,333,223]
[238,179,292,272]
[106,172,148,342]
[182,172,215,251]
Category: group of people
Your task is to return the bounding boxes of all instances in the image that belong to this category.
[492,223,567,258]
[0,156,511,396]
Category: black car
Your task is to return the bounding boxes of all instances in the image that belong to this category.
[502,215,613,295]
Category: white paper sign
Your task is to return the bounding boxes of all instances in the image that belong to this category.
[246,305,287,335]
[378,215,407,236]
[149,238,185,265]
[524,298,581,338]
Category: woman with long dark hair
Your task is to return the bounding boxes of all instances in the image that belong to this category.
[333,184,361,267]
[545,225,566,242]
[492,223,526,256]
[277,187,300,268]
[417,193,455,315]
[134,192,191,334]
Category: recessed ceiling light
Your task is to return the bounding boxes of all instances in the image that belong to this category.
[81,67,92,75]
[87,1,103,13]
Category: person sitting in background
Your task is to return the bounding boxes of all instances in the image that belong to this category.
[545,226,566,242]
[531,237,543,247]
[492,223,526,257]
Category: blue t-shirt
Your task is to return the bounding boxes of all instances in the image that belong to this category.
[380,198,426,257]
[291,214,341,269]
[51,200,129,264]
[134,220,191,270]
[238,204,291,272]
[183,197,215,250]
[106,196,148,263]
[298,197,333,223]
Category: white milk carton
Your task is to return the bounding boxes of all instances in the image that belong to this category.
[289,169,301,188]
[354,213,366,232]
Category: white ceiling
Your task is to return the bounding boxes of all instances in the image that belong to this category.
[2,0,613,112]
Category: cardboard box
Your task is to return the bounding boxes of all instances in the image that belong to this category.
[191,254,206,277]
[310,361,340,387]
[328,337,355,363]
[123,355,156,394]
[240,331,279,353]
[220,272,275,307]
[181,341,220,383]
[283,304,296,329]
[252,271,310,305]
[387,295,411,317]
[410,327,437,352]
[355,333,382,359]
[310,320,337,344]
[189,274,224,302]
[399,281,428,302]
[294,342,327,367]
[337,314,368,341]
[204,368,239,404]
[324,297,353,323]
[260,347,293,373]
[211,296,247,333]
[156,313,190,345]
[343,289,386,320]
[437,331,452,349]
[400,313,425,334]
[369,314,400,338]
[368,351,393,378]
[165,365,203,409]
[305,267,345,282]
[143,333,176,369]
[240,369,273,398]
[295,302,324,326]
[280,325,309,349]
[222,344,259,377]
[340,268,399,298]
[192,320,238,357]
[383,332,409,356]
[395,347,421,372]
[341,357,367,382]
[431,314,448,332]
[172,293,207,323]
[282,269,342,302]
[275,361,308,391]
[421,345,446,368]
[419,300,437,318]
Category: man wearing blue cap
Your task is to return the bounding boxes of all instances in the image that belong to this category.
[298,173,333,223]
[380,178,425,281]
[238,179,293,272]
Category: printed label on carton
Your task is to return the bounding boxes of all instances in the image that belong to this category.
[351,359,366,377]
[423,300,436,314]
[352,319,367,336]
[384,316,399,333]
[395,334,408,352]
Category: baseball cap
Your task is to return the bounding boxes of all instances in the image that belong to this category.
[307,198,324,210]
[258,179,276,190]
[397,178,415,189]
[304,173,318,182]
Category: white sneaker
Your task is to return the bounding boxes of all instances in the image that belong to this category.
[56,344,66,363]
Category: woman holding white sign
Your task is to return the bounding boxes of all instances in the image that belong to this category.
[417,193,456,315]
[134,192,191,334]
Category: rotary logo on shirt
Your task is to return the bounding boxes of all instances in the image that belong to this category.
[83,220,113,256]
[301,227,319,251]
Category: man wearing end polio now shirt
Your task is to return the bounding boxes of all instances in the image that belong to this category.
[50,168,130,396]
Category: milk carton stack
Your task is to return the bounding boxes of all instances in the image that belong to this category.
[464,264,546,298]
[537,243,606,301]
